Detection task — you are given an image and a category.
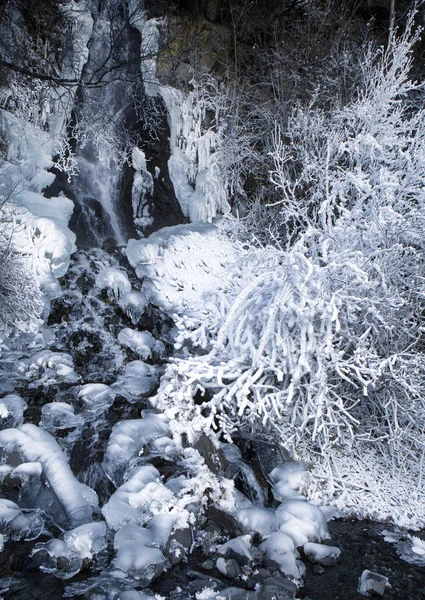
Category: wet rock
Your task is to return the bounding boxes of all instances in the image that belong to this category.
[358,570,390,596]
[201,558,215,570]
[164,526,192,565]
[205,506,247,539]
[257,576,297,600]
[216,557,241,578]
[193,433,225,474]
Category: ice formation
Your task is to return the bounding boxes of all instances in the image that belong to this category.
[118,328,165,360]
[102,465,175,531]
[103,413,170,485]
[0,424,97,528]
[0,394,27,428]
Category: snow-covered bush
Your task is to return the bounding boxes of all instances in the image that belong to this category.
[154,15,425,526]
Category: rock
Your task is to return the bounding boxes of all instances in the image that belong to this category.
[217,587,258,600]
[201,559,215,570]
[258,577,297,600]
[205,506,247,538]
[304,542,341,567]
[358,570,391,596]
[164,526,192,565]
[216,557,242,578]
[312,564,325,575]
[217,535,253,565]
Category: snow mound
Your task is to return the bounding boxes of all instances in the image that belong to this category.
[259,532,300,579]
[276,500,329,546]
[236,507,278,537]
[126,223,239,314]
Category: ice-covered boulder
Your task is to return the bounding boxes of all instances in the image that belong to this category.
[276,500,329,546]
[0,424,97,528]
[78,383,116,420]
[17,350,79,387]
[95,267,132,300]
[0,394,27,429]
[102,465,175,530]
[118,328,165,359]
[0,498,43,541]
[32,522,106,579]
[40,402,84,432]
[112,360,158,401]
[259,532,300,579]
[112,541,165,584]
[236,507,278,537]
[103,413,170,486]
[32,538,83,579]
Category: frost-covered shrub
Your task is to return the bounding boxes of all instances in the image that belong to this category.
[154,15,425,526]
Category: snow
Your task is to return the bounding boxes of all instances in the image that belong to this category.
[0,424,97,528]
[236,507,278,536]
[126,223,239,314]
[270,462,307,501]
[276,501,329,546]
[303,542,340,566]
[259,532,300,579]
